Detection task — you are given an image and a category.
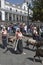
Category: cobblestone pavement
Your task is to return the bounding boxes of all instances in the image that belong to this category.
[0,34,43,65]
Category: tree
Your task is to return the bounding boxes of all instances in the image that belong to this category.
[32,0,43,21]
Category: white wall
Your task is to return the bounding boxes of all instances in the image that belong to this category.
[1,11,5,21]
[5,4,28,14]
[1,0,5,21]
[1,0,5,9]
[22,3,28,11]
[0,0,28,21]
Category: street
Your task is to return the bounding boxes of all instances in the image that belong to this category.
[0,36,43,65]
[0,0,43,65]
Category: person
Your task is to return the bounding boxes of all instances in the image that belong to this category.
[33,27,39,41]
[14,28,24,54]
[20,23,23,33]
[23,24,27,34]
[1,26,8,49]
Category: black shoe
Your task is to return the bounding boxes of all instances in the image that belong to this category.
[2,46,5,49]
[15,50,20,54]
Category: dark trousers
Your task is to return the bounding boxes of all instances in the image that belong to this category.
[17,39,23,54]
[33,34,36,40]
[33,34,40,41]
[2,36,8,48]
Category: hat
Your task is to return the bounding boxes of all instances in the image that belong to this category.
[16,28,20,31]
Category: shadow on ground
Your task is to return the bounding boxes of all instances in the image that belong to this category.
[3,47,22,55]
[27,57,42,63]
[0,44,4,49]
[0,44,23,55]
[0,43,13,49]
[23,46,36,52]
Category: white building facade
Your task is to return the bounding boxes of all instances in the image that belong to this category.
[0,0,29,23]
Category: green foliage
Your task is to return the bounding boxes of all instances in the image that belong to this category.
[32,0,43,21]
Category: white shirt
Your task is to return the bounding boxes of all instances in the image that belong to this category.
[24,25,27,31]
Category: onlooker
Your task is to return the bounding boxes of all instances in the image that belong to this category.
[0,24,4,30]
[1,26,8,49]
[33,26,39,41]
[7,26,10,33]
[23,24,27,33]
[20,23,23,33]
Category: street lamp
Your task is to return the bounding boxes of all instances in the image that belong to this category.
[37,20,40,35]
[27,2,29,29]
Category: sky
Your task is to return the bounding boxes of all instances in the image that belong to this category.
[6,0,24,4]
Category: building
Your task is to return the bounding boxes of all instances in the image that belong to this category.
[0,0,28,23]
[0,0,33,24]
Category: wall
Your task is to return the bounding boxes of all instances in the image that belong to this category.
[22,3,28,11]
[1,0,5,21]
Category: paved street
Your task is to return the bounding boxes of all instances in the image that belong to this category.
[0,0,43,65]
[0,36,43,65]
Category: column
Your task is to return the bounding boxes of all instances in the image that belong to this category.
[1,0,5,21]
[18,15,20,22]
[12,14,13,21]
[13,14,15,21]
[1,11,5,21]
[23,16,24,22]
[1,0,5,9]
[22,16,23,22]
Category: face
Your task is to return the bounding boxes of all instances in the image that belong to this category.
[17,29,20,32]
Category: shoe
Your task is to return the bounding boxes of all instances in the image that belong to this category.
[23,52,26,54]
[2,46,5,49]
[14,48,17,51]
[3,47,8,53]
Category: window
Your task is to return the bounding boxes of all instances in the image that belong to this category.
[17,16,18,21]
[9,13,12,21]
[10,8,12,10]
[20,11,22,13]
[24,6,25,10]
[16,10,17,12]
[5,12,8,20]
[13,14,15,21]
[24,12,26,14]
[16,15,18,21]
[22,16,23,21]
